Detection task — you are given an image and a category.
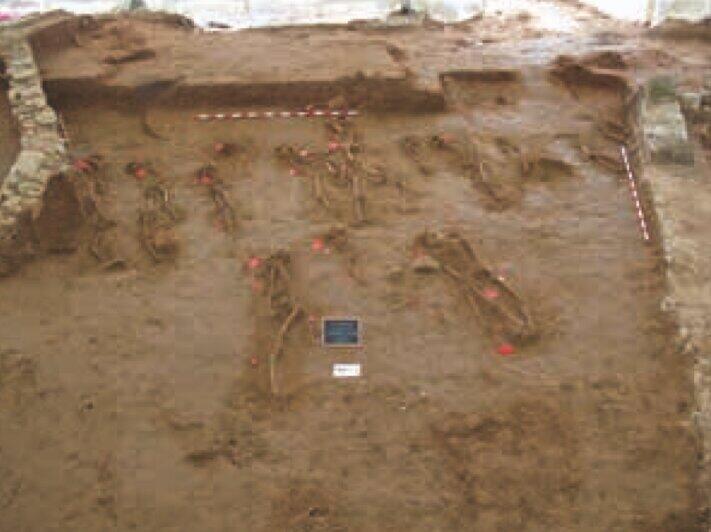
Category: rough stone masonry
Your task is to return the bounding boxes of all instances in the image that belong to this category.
[639,75,711,517]
[0,18,69,275]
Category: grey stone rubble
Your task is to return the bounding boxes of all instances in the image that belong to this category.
[0,22,69,271]
[642,79,696,165]
[637,78,711,516]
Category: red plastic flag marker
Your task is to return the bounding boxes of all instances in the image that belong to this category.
[250,356,259,367]
[483,287,499,300]
[134,167,148,181]
[311,238,325,252]
[497,343,515,356]
[328,141,341,153]
[289,168,298,177]
[247,256,261,270]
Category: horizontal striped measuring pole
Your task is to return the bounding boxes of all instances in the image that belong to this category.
[195,109,359,121]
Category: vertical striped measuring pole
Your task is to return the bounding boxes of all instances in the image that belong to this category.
[620,145,650,243]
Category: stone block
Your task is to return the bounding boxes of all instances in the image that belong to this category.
[11,69,39,85]
[647,75,677,104]
[14,150,45,178]
[0,214,16,231]
[23,136,64,159]
[35,108,58,127]
[14,110,34,122]
[17,97,46,110]
[35,124,61,139]
[3,167,21,188]
[18,181,44,197]
[18,113,35,126]
[10,58,33,70]
[643,99,695,166]
[13,44,31,56]
[10,79,38,93]
[2,180,19,194]
[680,92,702,114]
[650,144,695,166]
[30,168,54,186]
[22,86,44,100]
[1,197,24,216]
[25,93,47,108]
[7,87,22,103]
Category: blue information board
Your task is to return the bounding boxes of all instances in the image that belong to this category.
[322,318,361,347]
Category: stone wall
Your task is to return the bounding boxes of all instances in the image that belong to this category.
[578,0,710,23]
[656,0,711,24]
[0,22,69,275]
[636,79,711,517]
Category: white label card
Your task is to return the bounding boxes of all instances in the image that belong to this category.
[332,364,361,378]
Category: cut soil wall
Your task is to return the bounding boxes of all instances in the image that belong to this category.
[42,77,447,113]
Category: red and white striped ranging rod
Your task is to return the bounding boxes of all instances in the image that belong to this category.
[620,145,651,243]
[194,109,360,121]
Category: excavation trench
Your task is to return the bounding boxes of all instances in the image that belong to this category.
[0,14,703,532]
[42,77,446,112]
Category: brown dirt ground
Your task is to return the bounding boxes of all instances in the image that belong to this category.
[0,5,708,532]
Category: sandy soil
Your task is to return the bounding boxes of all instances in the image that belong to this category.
[0,4,708,532]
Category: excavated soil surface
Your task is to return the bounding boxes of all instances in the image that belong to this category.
[0,7,707,532]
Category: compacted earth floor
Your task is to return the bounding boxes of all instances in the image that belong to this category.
[1,4,709,531]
